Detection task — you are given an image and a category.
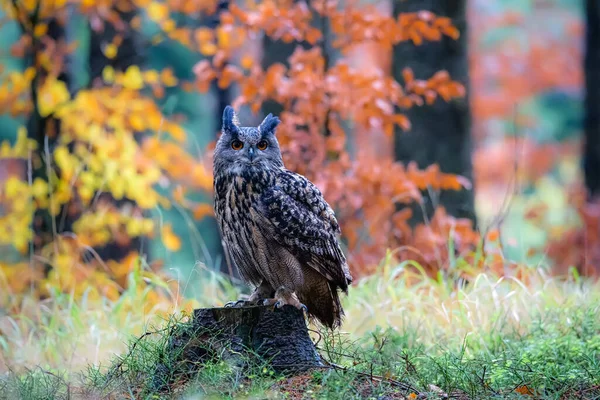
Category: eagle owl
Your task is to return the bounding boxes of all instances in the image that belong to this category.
[213,106,352,328]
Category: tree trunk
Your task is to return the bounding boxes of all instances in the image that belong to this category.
[211,0,232,138]
[86,1,145,262]
[392,0,475,225]
[151,305,322,391]
[88,5,143,84]
[584,0,600,200]
[26,15,73,253]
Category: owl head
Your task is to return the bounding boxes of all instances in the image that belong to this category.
[214,106,284,174]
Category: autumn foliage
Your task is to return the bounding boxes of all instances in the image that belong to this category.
[3,0,591,314]
[193,2,479,275]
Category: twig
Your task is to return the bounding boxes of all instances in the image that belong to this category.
[319,357,421,395]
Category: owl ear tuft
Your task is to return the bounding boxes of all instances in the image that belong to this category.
[222,105,241,134]
[258,113,280,135]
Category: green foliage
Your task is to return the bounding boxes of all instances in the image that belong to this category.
[76,302,600,399]
[4,285,598,399]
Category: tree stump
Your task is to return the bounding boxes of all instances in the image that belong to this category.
[152,304,323,391]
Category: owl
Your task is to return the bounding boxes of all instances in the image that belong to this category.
[213,106,352,329]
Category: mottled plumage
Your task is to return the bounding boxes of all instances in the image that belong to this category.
[213,106,352,328]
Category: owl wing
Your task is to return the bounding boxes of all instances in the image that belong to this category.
[255,170,352,291]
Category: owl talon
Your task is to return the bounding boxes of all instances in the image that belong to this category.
[224,300,247,308]
[262,298,277,307]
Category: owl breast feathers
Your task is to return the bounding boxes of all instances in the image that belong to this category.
[213,106,352,329]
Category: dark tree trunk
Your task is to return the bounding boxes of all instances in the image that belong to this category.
[86,1,145,262]
[261,37,298,118]
[260,2,329,118]
[211,0,232,139]
[392,0,475,225]
[18,8,73,253]
[88,4,143,84]
[151,305,322,391]
[584,0,600,200]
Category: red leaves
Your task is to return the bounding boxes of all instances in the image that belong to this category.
[186,4,472,279]
[327,7,460,50]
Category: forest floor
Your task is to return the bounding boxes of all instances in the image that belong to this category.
[1,260,600,399]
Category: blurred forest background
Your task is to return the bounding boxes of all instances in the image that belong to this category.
[0,0,597,313]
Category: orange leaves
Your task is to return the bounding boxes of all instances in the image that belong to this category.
[406,162,472,191]
[402,68,465,106]
[402,68,414,84]
[399,12,460,43]
[328,7,461,50]
[218,64,243,89]
[240,54,255,70]
[142,137,213,192]
[161,223,181,252]
[515,385,535,396]
[193,203,214,220]
[2,0,478,297]
[186,2,472,278]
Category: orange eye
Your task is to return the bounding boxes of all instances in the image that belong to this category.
[257,140,268,151]
[231,140,243,150]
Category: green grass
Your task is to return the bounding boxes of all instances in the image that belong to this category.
[1,263,599,399]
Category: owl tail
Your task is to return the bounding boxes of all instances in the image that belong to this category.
[302,280,345,330]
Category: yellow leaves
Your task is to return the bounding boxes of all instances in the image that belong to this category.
[128,113,146,131]
[161,19,176,33]
[161,223,181,251]
[199,42,218,56]
[147,1,169,21]
[195,27,214,43]
[122,65,144,90]
[166,122,186,142]
[38,78,70,117]
[54,145,76,181]
[194,27,218,56]
[33,23,48,37]
[216,26,232,49]
[0,126,37,159]
[103,43,118,59]
[143,70,160,84]
[0,175,35,253]
[102,66,115,83]
[0,261,44,295]
[31,177,48,201]
[103,66,176,92]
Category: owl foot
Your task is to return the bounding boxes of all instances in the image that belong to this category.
[263,298,308,313]
[262,287,308,315]
[224,299,250,308]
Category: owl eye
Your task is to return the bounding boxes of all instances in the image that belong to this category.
[231,140,243,150]
[257,140,268,151]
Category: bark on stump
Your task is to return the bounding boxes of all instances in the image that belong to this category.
[152,305,323,391]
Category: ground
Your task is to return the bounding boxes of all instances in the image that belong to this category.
[1,263,600,399]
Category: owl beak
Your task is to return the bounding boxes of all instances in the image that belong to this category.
[247,146,256,162]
